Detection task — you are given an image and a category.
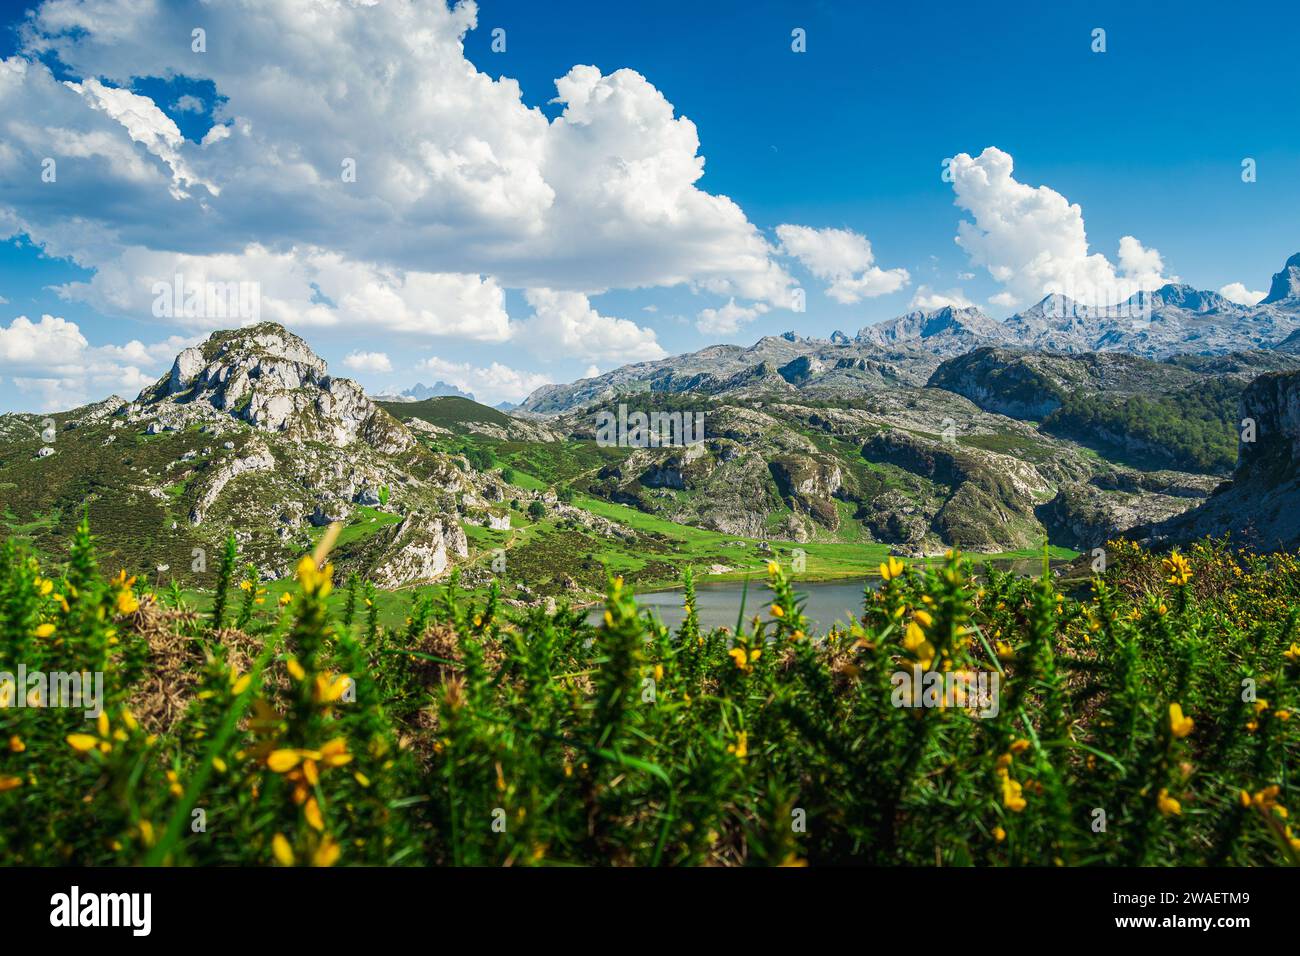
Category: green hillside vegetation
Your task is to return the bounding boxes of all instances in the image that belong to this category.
[379,396,513,431]
[471,438,629,487]
[0,410,249,574]
[1,524,1295,866]
[1042,380,1240,473]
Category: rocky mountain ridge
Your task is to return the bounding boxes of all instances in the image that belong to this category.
[521,253,1300,417]
[9,257,1300,592]
[374,381,477,403]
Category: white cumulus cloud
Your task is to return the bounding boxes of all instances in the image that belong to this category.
[1219,282,1267,306]
[520,289,665,362]
[775,224,909,304]
[947,146,1174,308]
[0,313,86,366]
[342,350,392,374]
[415,357,553,407]
[695,298,766,335]
[5,0,794,329]
[56,244,513,340]
[909,286,973,311]
[0,313,186,410]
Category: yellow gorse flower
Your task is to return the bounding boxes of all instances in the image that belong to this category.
[296,555,334,597]
[108,570,141,615]
[66,734,99,753]
[728,646,761,673]
[272,833,294,866]
[267,749,302,773]
[313,673,351,704]
[1244,785,1283,812]
[1162,550,1193,586]
[879,556,906,581]
[318,738,353,767]
[313,836,341,867]
[116,590,139,615]
[726,731,748,760]
[1156,788,1181,816]
[304,797,324,831]
[902,621,936,669]
[1169,703,1194,739]
[1001,776,1027,812]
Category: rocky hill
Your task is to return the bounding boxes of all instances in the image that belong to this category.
[532,374,1218,554]
[1149,368,1300,551]
[871,255,1300,358]
[927,347,1300,477]
[136,324,414,453]
[0,324,514,586]
[374,380,477,402]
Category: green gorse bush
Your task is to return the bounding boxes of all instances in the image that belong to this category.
[0,522,1297,866]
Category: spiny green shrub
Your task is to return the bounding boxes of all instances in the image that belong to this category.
[0,523,1296,866]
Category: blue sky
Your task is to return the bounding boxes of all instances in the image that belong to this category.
[0,0,1296,412]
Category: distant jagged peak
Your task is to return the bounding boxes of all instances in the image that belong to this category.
[856,304,1002,349]
[750,331,809,349]
[1262,252,1300,305]
[373,381,477,403]
[1131,283,1236,313]
[1015,283,1242,323]
[404,381,475,401]
[1013,292,1091,321]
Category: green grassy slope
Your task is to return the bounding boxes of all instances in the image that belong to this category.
[378,396,512,430]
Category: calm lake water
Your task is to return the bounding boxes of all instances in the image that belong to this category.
[585,558,1056,635]
[589,578,874,633]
